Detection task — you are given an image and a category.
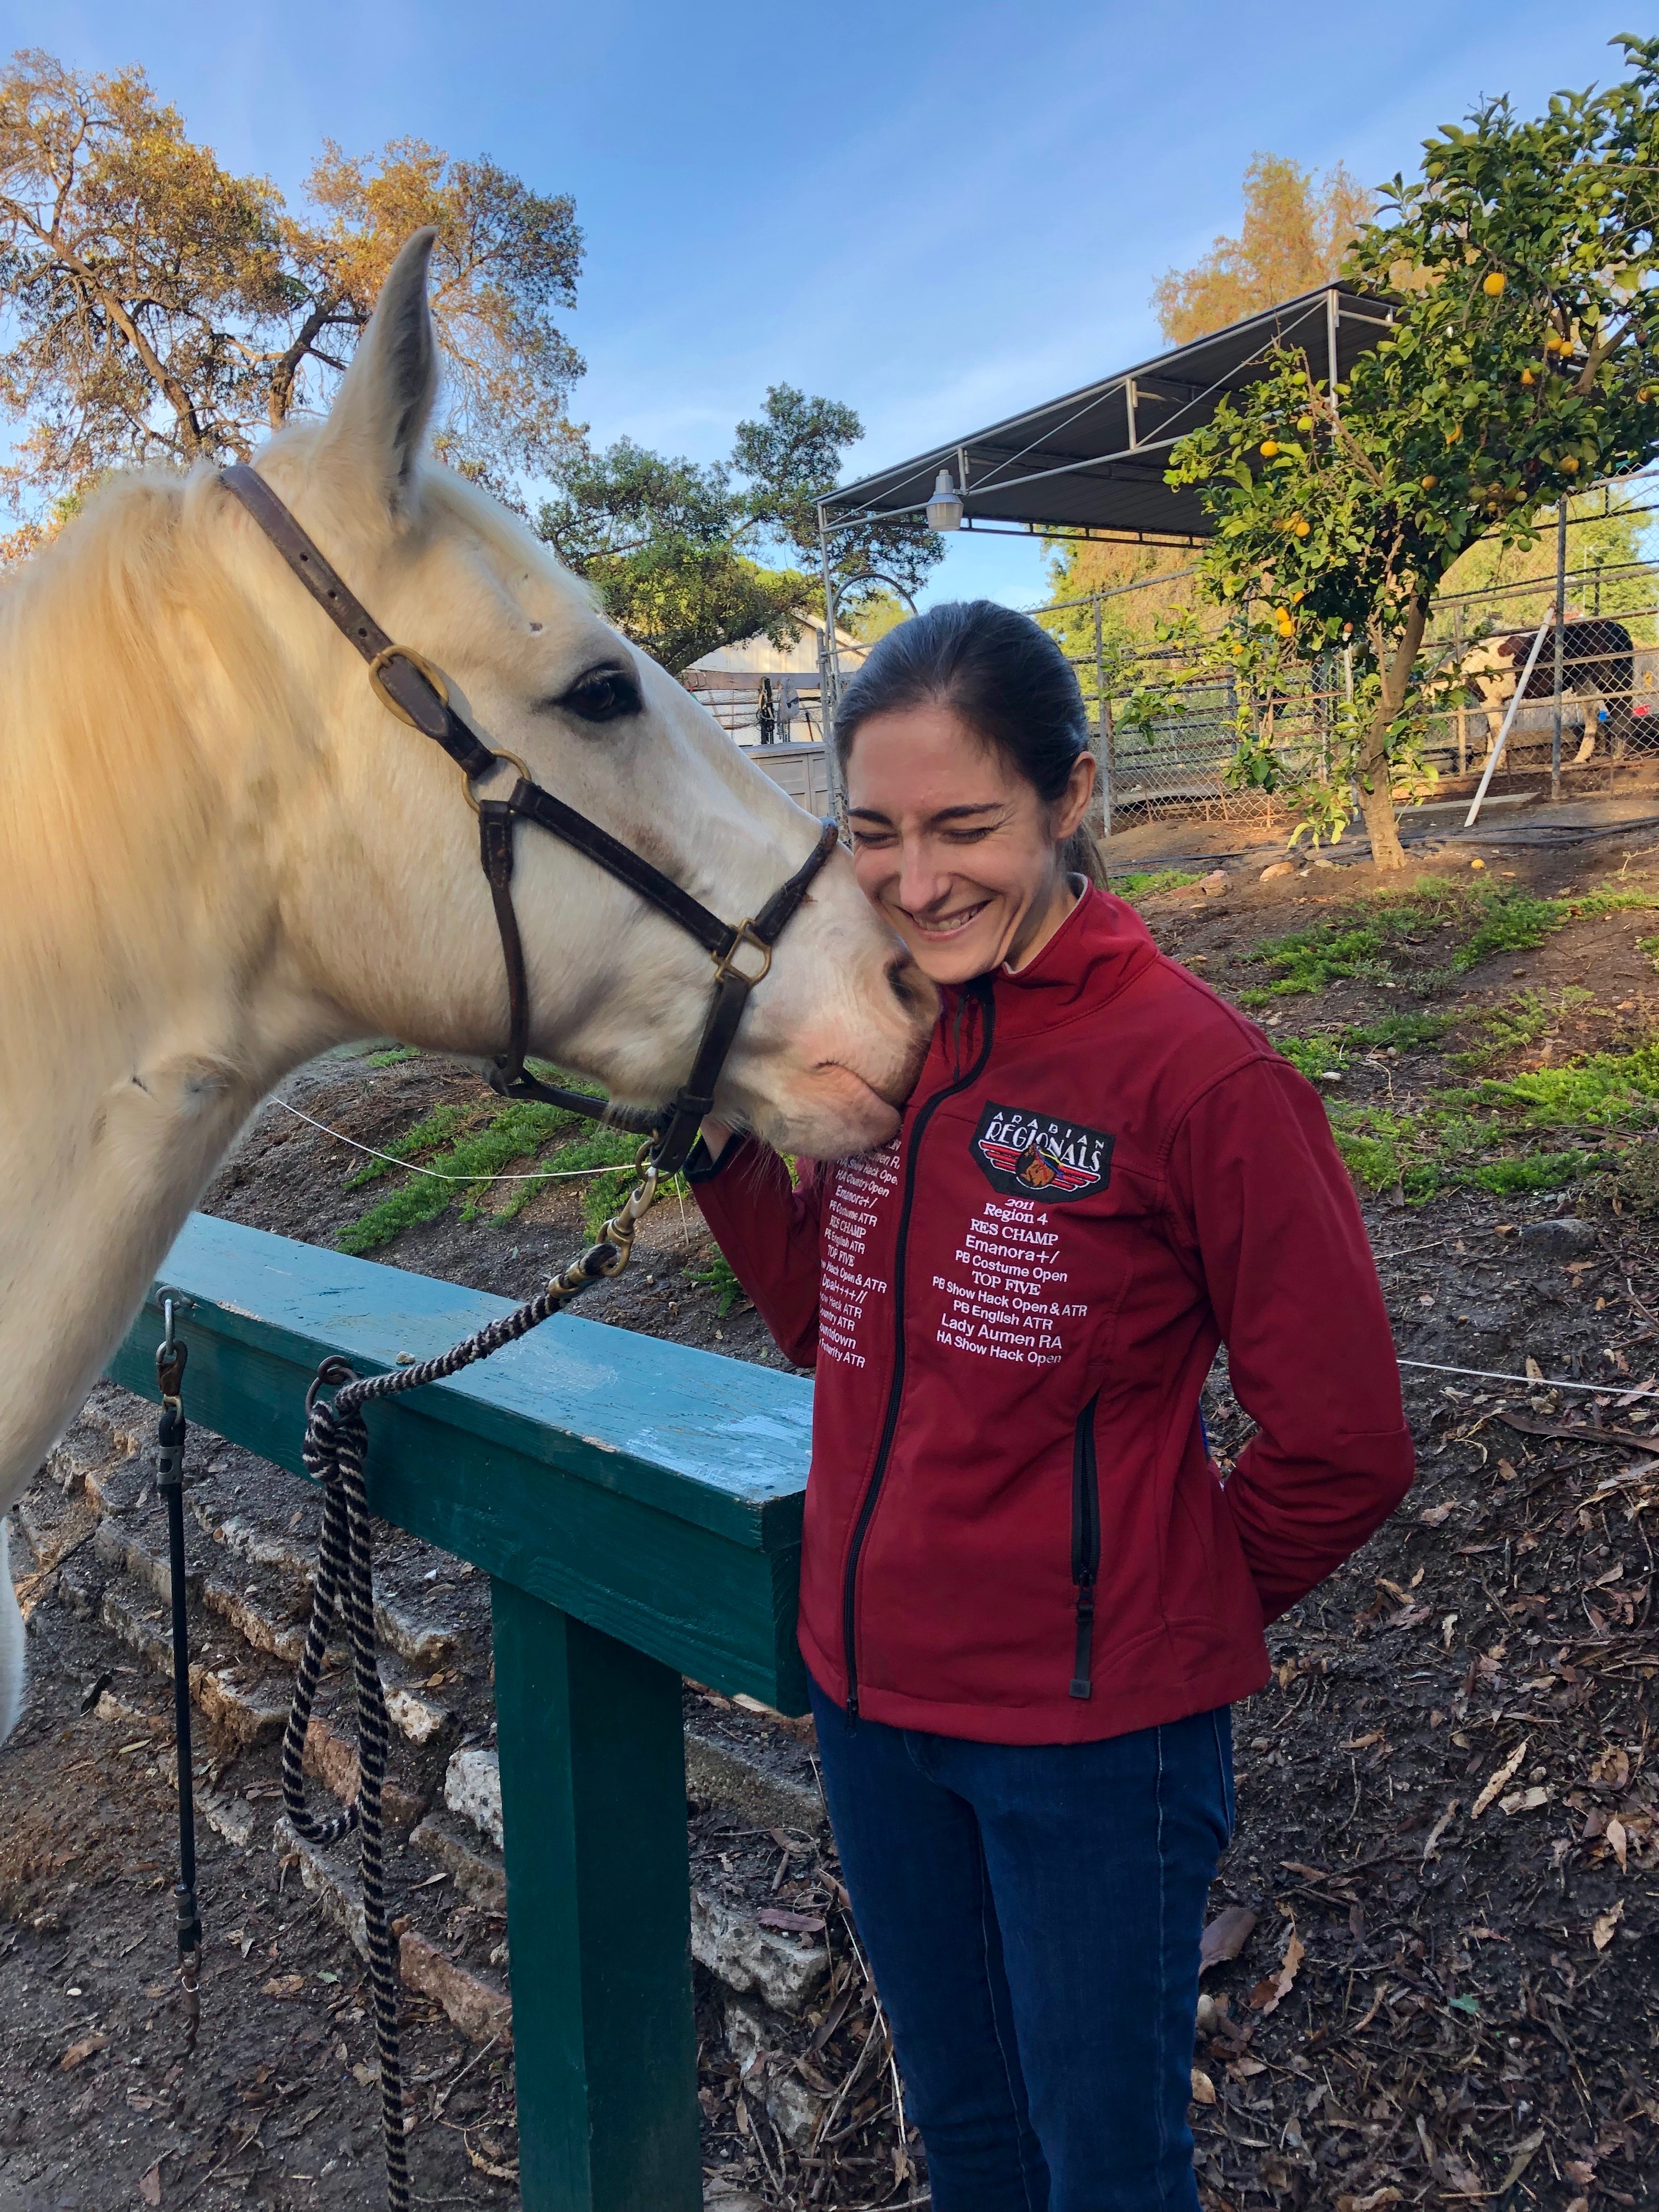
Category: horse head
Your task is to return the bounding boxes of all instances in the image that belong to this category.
[225,229,934,1161]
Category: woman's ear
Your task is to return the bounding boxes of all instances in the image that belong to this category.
[1054,749,1097,842]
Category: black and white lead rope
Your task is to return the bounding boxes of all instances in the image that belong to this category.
[277,1158,662,2211]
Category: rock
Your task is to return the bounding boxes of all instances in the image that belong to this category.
[1259,861,1296,882]
[14,1488,96,1577]
[275,1818,511,2046]
[398,1928,512,2046]
[275,1815,368,1956]
[200,1789,257,1850]
[726,1994,823,2148]
[385,1686,450,1746]
[691,1888,829,2013]
[410,1809,507,1911]
[1200,870,1228,895]
[304,1715,426,1830]
[1519,1216,1596,1259]
[685,1729,824,1833]
[445,1746,503,1848]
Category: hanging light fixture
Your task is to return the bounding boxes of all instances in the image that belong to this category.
[926,466,964,531]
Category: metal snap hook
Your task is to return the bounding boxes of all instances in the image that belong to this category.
[305,1356,359,1415]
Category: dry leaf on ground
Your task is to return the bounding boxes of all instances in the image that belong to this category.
[1499,2127,1547,2190]
[1199,1903,1256,1973]
[1472,1738,1528,1817]
[1590,1745,1632,1791]
[1499,1784,1551,1815]
[260,1973,307,2000]
[59,2033,106,2072]
[139,2162,162,2207]
[1593,1901,1624,1952]
[1248,1920,1305,2016]
[1190,2067,1217,2106]
[1607,1815,1629,1871]
[1422,1798,1459,1860]
[466,2135,520,2182]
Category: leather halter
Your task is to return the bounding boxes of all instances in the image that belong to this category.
[219,462,839,1177]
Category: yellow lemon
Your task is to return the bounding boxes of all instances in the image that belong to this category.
[1260,439,1279,458]
[1296,414,1314,431]
[1420,475,1437,490]
[1294,520,1311,537]
[1561,455,1580,473]
[1521,368,1536,387]
[1482,270,1506,297]
[1470,857,1486,871]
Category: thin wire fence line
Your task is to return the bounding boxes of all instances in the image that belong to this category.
[274,1097,638,1183]
[1397,1356,1659,1404]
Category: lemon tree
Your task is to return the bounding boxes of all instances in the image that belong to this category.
[1169,35,1659,867]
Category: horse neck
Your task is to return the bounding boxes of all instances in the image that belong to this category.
[0,485,347,1496]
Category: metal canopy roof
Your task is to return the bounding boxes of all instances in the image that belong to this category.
[819,284,1393,546]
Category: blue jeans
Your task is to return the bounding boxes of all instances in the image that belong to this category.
[808,1679,1234,2212]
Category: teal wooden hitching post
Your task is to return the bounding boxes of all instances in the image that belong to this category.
[492,1584,699,2211]
[109,1215,814,2212]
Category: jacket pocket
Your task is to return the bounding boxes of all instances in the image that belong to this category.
[1070,1394,1102,1700]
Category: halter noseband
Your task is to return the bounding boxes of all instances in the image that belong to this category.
[219,463,839,1177]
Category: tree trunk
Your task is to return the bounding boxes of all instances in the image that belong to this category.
[1355,596,1428,873]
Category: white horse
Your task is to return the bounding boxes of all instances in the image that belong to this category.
[0,229,933,1739]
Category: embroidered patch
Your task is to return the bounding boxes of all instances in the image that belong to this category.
[971,1101,1114,1201]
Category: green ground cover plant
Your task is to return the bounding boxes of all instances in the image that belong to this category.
[334,1070,684,1254]
[1242,882,1659,1001]
[1276,1010,1462,1090]
[686,1252,747,1317]
[1449,988,1595,1073]
[1112,869,1203,899]
[1314,1024,1659,1203]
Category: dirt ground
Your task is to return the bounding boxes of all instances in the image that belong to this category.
[7,812,1659,2210]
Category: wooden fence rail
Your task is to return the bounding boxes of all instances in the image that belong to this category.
[109,1212,814,2212]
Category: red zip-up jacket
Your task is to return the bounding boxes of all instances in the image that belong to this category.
[693,887,1413,1743]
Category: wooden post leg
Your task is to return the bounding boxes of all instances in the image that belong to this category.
[492,1580,699,2212]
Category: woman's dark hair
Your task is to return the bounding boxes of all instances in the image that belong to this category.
[832,599,1106,885]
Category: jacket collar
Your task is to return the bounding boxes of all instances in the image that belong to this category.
[952,885,1160,1043]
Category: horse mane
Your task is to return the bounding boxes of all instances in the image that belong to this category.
[0,447,601,1084]
[0,468,260,1061]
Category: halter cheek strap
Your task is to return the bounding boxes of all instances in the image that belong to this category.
[219,462,839,1177]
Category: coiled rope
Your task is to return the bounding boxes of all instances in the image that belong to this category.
[279,1158,661,2209]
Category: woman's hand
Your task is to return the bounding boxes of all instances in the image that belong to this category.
[699,1119,733,1165]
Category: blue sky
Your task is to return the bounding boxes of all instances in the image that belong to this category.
[10,0,1649,605]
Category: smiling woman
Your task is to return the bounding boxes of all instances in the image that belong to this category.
[837,600,1103,983]
[690,599,1415,2212]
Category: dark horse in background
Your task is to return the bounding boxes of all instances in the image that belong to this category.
[1494,617,1643,759]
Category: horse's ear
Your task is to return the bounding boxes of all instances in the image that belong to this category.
[316,227,439,507]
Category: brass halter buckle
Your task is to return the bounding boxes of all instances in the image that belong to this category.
[713,922,773,987]
[367,643,451,728]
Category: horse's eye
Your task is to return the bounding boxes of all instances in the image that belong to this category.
[561,667,641,724]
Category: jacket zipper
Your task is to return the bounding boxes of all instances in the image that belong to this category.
[841,981,995,1726]
[1070,1393,1102,1700]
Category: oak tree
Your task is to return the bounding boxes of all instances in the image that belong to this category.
[0,50,582,527]
[539,386,940,673]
